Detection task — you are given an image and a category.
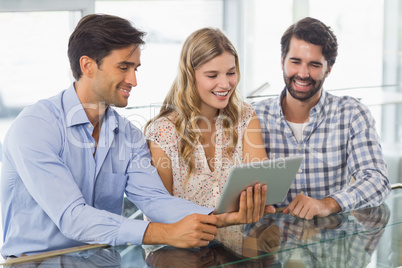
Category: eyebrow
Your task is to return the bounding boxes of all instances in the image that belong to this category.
[118,61,141,67]
[289,57,323,66]
[203,66,236,73]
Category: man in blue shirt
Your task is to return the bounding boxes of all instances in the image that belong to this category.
[254,17,390,220]
[1,14,274,258]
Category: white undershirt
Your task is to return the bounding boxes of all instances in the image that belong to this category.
[287,121,309,142]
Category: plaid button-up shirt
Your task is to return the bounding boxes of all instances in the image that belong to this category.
[253,89,390,212]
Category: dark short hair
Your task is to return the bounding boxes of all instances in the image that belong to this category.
[280,17,338,67]
[68,14,146,80]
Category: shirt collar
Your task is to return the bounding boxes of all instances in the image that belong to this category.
[309,89,327,119]
[105,106,118,134]
[62,83,118,132]
[276,88,287,119]
[62,84,89,127]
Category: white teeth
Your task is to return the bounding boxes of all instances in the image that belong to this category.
[295,80,309,86]
[212,91,229,97]
[120,88,129,93]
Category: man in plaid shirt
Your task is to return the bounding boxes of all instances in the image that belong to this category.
[253,17,390,220]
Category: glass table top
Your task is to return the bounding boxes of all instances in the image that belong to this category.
[2,189,402,267]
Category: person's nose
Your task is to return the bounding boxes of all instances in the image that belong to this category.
[218,75,230,89]
[297,64,309,79]
[125,69,137,87]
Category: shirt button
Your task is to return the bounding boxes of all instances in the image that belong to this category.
[88,124,92,128]
[90,142,94,147]
[298,169,302,173]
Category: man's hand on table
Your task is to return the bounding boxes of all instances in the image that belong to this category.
[283,194,342,220]
[143,183,275,248]
[143,214,219,248]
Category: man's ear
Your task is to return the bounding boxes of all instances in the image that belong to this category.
[281,57,284,71]
[325,65,333,77]
[80,56,95,78]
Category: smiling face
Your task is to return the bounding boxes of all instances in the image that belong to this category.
[91,44,141,108]
[194,51,238,117]
[282,37,332,103]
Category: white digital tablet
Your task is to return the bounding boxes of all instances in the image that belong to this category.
[215,155,304,214]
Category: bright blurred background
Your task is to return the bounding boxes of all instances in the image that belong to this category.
[1,0,402,265]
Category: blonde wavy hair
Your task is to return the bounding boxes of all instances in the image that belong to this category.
[145,27,242,179]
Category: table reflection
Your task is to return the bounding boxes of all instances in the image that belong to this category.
[145,242,281,267]
[242,204,390,267]
[3,248,121,268]
[145,204,390,268]
[1,204,391,267]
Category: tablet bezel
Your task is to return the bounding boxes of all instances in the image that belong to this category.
[215,155,304,214]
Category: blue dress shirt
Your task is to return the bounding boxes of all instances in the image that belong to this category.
[253,89,391,212]
[0,84,212,257]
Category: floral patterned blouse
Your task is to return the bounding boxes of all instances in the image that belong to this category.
[146,102,255,208]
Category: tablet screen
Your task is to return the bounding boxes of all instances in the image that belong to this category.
[215,155,304,214]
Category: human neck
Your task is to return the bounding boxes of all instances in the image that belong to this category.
[282,91,320,123]
[199,105,219,126]
[74,81,107,127]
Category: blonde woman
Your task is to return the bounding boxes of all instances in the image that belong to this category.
[145,28,268,209]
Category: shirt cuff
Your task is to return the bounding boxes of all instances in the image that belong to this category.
[116,218,150,246]
[328,193,348,212]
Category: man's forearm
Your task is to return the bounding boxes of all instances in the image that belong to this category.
[323,197,342,214]
[142,222,169,245]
